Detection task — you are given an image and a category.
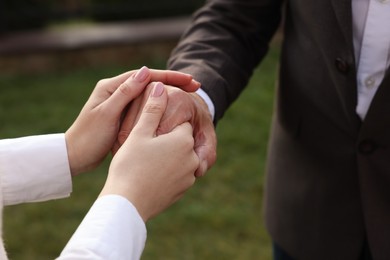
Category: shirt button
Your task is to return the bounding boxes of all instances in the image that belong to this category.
[335,58,349,74]
[365,76,376,88]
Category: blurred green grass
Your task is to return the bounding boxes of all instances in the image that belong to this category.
[0,44,279,260]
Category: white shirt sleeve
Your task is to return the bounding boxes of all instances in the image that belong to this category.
[0,134,72,205]
[196,88,215,121]
[58,195,147,260]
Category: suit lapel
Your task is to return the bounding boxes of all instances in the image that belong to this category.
[331,0,354,53]
[328,0,361,132]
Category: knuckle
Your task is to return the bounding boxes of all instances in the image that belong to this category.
[178,132,195,148]
[143,103,163,114]
[118,81,133,96]
[96,78,109,87]
[167,87,186,100]
[186,135,195,147]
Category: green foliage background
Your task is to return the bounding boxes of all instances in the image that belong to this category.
[0,44,279,259]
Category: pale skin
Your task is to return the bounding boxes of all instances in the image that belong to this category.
[64,66,200,221]
[101,82,198,222]
[65,66,200,175]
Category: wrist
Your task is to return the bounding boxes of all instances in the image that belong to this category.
[191,92,213,121]
[64,130,83,176]
[194,88,215,121]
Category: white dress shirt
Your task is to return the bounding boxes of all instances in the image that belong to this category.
[0,134,146,259]
[198,0,390,121]
[353,0,390,119]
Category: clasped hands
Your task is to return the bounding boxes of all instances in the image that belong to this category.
[64,66,216,221]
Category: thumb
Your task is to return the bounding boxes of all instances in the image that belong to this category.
[101,66,151,116]
[131,82,167,137]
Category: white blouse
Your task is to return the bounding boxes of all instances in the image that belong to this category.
[0,134,146,260]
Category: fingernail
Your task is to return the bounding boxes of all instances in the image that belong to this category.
[151,82,164,97]
[134,66,149,82]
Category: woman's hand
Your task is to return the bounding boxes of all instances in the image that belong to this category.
[65,67,200,176]
[113,84,217,177]
[101,82,199,222]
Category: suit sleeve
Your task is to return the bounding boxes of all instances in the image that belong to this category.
[168,0,284,123]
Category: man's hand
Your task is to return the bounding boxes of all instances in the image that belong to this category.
[113,85,217,177]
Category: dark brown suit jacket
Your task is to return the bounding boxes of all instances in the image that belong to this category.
[168,0,390,259]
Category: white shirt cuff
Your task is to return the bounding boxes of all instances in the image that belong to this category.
[0,134,72,205]
[196,88,215,121]
[58,195,147,260]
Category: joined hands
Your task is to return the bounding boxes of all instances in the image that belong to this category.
[64,66,217,221]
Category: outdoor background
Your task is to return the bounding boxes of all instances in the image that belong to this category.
[0,1,281,259]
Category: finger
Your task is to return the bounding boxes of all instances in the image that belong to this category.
[98,71,137,96]
[118,82,181,145]
[195,145,215,177]
[116,88,150,145]
[109,69,199,92]
[149,69,201,92]
[101,68,200,97]
[195,134,217,177]
[131,82,168,137]
[154,87,194,135]
[194,125,217,177]
[102,66,151,116]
